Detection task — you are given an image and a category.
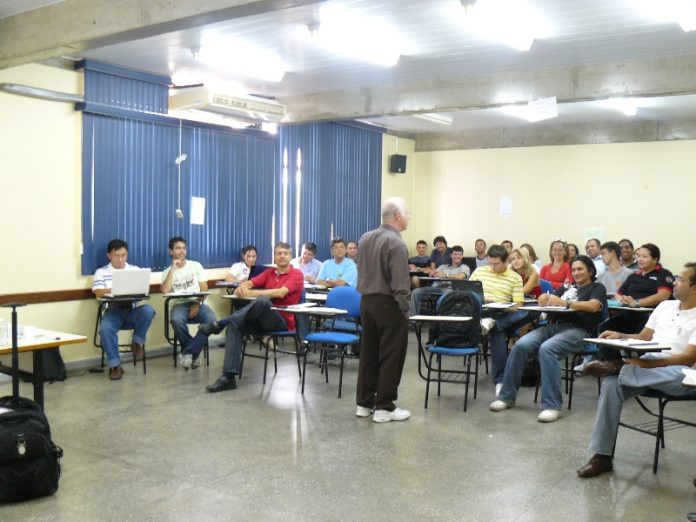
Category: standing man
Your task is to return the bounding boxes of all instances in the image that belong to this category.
[619,238,639,270]
[161,236,217,369]
[317,238,358,288]
[201,242,304,392]
[291,242,323,284]
[585,238,606,277]
[356,197,412,423]
[92,239,156,380]
[474,238,489,267]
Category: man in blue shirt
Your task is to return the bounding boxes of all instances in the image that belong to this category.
[317,238,358,288]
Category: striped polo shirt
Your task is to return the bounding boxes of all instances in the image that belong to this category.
[470,265,524,303]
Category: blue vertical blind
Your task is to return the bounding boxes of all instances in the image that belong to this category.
[276,122,383,259]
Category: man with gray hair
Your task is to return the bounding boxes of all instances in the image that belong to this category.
[355,197,412,422]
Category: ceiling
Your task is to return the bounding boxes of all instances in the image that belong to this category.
[4,0,696,148]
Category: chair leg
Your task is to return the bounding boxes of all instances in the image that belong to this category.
[239,338,247,378]
[437,355,442,397]
[338,351,345,399]
[425,353,434,409]
[142,345,147,374]
[294,339,302,379]
[301,351,308,395]
[173,338,178,367]
[204,340,210,367]
[272,338,278,375]
[261,338,269,384]
[463,355,472,412]
[473,352,479,399]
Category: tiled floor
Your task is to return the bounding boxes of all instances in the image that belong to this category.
[2,335,695,521]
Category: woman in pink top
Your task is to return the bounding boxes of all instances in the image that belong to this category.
[539,240,571,289]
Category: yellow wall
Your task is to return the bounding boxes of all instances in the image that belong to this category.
[381,134,417,251]
[414,142,696,270]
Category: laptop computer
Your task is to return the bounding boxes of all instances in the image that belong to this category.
[105,268,152,298]
[450,279,484,302]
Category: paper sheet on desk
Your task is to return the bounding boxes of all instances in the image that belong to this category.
[682,368,696,387]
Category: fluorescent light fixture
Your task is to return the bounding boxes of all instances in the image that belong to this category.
[261,122,278,134]
[452,0,551,51]
[633,0,696,31]
[309,5,403,66]
[196,35,285,82]
[500,96,558,123]
[602,97,638,117]
[412,113,454,126]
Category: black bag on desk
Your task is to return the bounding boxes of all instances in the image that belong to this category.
[0,303,62,503]
[428,290,483,348]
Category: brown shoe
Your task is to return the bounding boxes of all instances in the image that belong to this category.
[109,366,124,380]
[577,454,613,478]
[583,359,623,378]
[131,342,144,357]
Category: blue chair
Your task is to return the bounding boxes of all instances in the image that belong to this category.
[424,292,482,412]
[539,279,554,294]
[301,286,361,398]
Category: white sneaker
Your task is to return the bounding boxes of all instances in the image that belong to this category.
[355,406,372,418]
[495,383,503,397]
[538,409,561,423]
[480,318,496,335]
[190,357,200,369]
[373,407,411,423]
[178,352,192,370]
[489,400,515,412]
[573,362,586,373]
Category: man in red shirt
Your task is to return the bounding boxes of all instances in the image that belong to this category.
[201,242,304,393]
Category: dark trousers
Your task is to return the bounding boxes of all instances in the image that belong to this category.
[357,295,409,411]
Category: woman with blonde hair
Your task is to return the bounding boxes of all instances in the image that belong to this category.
[510,248,541,297]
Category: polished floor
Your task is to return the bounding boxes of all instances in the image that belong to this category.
[1,335,695,521]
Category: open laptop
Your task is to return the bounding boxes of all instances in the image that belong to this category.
[450,279,484,302]
[105,268,151,298]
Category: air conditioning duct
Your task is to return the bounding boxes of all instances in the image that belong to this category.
[169,87,286,122]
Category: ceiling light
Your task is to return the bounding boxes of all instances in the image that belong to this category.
[309,5,403,67]
[453,0,550,51]
[601,97,641,117]
[634,0,696,31]
[196,36,285,82]
[500,96,558,122]
[412,113,454,126]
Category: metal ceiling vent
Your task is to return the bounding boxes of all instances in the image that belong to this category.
[169,87,286,122]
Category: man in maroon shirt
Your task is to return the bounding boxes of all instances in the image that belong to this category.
[201,242,304,393]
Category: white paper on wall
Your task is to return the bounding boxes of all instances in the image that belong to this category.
[190,197,206,225]
[499,196,512,219]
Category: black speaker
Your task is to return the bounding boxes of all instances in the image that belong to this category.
[389,154,407,174]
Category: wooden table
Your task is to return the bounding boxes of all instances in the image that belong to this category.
[0,329,86,409]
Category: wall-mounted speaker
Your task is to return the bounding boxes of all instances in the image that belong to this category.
[389,154,407,174]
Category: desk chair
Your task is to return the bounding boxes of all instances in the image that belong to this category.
[94,301,147,374]
[163,297,209,369]
[301,287,361,398]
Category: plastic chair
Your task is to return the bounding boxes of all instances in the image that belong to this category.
[163,296,209,368]
[301,286,361,398]
[423,292,482,411]
[539,279,554,294]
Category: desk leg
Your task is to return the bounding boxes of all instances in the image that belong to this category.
[32,350,45,410]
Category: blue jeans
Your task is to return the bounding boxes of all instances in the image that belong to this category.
[100,305,156,368]
[498,322,586,409]
[487,310,531,384]
[589,365,696,455]
[408,286,446,317]
[170,301,216,354]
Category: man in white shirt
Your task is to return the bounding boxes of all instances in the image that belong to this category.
[585,238,606,277]
[92,239,156,380]
[161,236,216,370]
[577,263,696,478]
[290,242,323,284]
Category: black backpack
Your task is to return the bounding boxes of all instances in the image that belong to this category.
[429,290,483,348]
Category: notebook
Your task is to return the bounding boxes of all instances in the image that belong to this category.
[450,279,484,302]
[105,268,152,297]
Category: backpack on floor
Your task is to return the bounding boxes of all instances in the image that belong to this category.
[428,290,483,348]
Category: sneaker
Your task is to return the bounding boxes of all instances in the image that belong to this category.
[109,366,124,380]
[373,407,411,423]
[489,400,515,412]
[190,357,201,369]
[538,409,561,423]
[495,382,503,397]
[199,321,224,336]
[178,352,192,370]
[480,318,496,335]
[573,362,587,373]
[355,406,373,418]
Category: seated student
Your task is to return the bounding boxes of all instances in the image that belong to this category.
[469,245,526,396]
[509,248,541,298]
[520,242,542,271]
[501,240,513,255]
[161,236,217,370]
[490,256,607,423]
[226,245,266,283]
[290,242,323,284]
[317,238,358,288]
[92,239,156,380]
[346,240,358,261]
[474,238,489,267]
[430,235,452,271]
[577,263,696,478]
[597,241,633,296]
[567,243,580,260]
[193,242,304,393]
[585,238,606,277]
[619,238,639,270]
[539,240,572,290]
[408,245,470,316]
[408,239,432,289]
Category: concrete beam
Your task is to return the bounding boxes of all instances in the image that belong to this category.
[283,54,696,122]
[0,0,326,70]
[411,118,696,151]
